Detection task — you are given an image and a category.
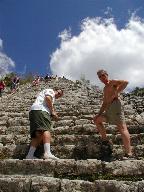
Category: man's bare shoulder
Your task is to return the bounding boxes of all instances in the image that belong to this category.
[109,79,118,83]
[108,80,119,89]
[103,80,116,87]
[109,79,119,85]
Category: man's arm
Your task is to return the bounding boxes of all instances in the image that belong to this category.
[45,95,59,121]
[45,95,55,114]
[111,80,128,93]
[98,101,108,116]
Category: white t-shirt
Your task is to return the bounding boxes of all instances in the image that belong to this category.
[30,89,55,114]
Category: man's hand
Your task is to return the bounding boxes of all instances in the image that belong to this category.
[51,111,59,121]
[111,90,119,101]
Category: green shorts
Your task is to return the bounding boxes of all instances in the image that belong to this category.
[29,110,52,138]
[104,99,125,125]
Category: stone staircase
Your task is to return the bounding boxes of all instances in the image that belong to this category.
[0,78,144,192]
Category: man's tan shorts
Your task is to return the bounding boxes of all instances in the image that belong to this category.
[104,99,125,125]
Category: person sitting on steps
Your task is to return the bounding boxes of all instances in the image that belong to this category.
[93,69,133,160]
[26,88,63,160]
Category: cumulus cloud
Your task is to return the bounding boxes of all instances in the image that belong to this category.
[58,28,72,42]
[0,39,2,48]
[50,16,144,90]
[104,7,113,18]
[0,38,15,77]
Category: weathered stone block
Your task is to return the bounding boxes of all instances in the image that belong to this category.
[104,160,144,176]
[55,159,76,176]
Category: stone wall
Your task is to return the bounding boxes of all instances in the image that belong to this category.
[0,78,143,192]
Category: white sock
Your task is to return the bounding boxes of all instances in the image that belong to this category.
[27,146,36,158]
[44,143,51,155]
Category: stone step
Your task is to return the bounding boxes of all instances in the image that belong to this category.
[0,174,144,192]
[0,104,137,117]
[53,124,97,135]
[0,118,92,128]
[0,112,8,117]
[0,159,144,182]
[7,112,28,118]
[53,134,144,146]
[4,108,29,113]
[0,123,143,137]
[0,176,60,192]
[0,134,30,145]
[0,125,32,135]
[53,119,96,127]
[0,132,143,147]
[5,126,29,135]
[53,144,144,160]
[7,118,29,126]
[53,124,144,135]
[0,143,144,160]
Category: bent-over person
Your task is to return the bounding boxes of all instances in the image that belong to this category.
[93,69,133,160]
[26,88,63,159]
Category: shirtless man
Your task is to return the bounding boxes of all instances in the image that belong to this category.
[93,69,133,159]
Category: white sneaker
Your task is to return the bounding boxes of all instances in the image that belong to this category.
[25,155,39,160]
[43,153,59,160]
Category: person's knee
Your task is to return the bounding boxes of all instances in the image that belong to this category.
[93,116,103,125]
[117,124,128,134]
[35,131,43,142]
[43,131,50,138]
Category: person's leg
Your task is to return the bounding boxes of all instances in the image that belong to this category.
[12,84,16,93]
[116,122,132,156]
[42,131,59,159]
[93,115,113,161]
[93,115,107,140]
[26,131,42,159]
[43,131,51,155]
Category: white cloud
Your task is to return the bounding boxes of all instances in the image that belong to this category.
[104,7,113,17]
[0,38,15,77]
[0,39,2,48]
[58,28,71,42]
[50,16,144,90]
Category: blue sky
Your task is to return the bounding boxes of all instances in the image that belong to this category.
[0,0,144,89]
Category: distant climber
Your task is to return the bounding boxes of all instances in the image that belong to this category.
[55,75,59,82]
[93,69,133,160]
[0,80,6,97]
[32,75,41,86]
[44,74,50,83]
[26,88,63,160]
[10,76,20,93]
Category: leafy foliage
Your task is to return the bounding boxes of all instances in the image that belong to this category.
[1,72,34,86]
[3,72,16,86]
[131,87,144,96]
